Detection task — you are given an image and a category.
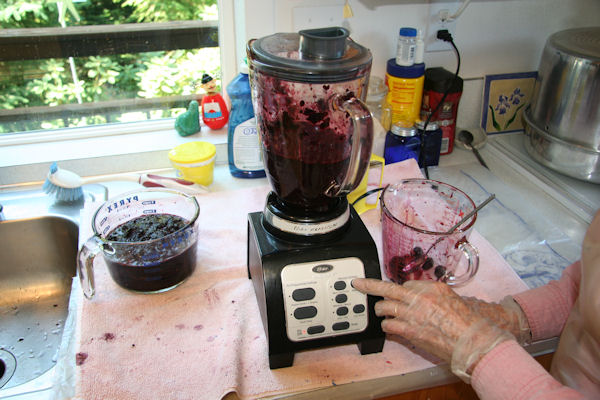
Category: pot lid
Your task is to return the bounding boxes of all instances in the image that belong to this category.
[247,27,372,83]
[548,27,600,61]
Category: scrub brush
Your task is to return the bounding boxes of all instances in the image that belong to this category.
[43,162,208,202]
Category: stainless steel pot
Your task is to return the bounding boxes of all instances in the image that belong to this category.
[524,107,600,183]
[524,26,600,183]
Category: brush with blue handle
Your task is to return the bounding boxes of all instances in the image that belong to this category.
[43,162,85,202]
[43,162,209,202]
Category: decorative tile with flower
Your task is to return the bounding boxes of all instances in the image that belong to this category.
[481,72,537,134]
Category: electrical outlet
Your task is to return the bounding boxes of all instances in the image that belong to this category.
[425,1,458,52]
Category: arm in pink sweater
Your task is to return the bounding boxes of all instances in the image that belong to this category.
[470,262,583,399]
[513,261,581,341]
[471,340,583,400]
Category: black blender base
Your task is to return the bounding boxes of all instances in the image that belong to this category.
[268,336,386,369]
[247,207,385,369]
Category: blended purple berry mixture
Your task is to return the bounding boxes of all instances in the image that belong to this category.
[252,73,372,214]
[105,214,197,292]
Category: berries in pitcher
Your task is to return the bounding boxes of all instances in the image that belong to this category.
[422,257,434,270]
[412,247,423,257]
[434,265,447,280]
[389,256,406,270]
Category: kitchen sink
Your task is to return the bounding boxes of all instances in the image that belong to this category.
[0,185,106,398]
[0,215,78,390]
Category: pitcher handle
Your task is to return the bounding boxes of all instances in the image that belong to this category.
[445,240,479,286]
[330,94,374,197]
[77,235,114,299]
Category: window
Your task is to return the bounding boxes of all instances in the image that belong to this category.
[0,0,228,137]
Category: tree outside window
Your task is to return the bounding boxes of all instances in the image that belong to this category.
[0,0,221,134]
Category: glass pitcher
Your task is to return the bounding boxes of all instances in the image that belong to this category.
[247,27,374,216]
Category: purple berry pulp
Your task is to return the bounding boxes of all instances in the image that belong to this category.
[104,214,197,292]
[252,72,372,214]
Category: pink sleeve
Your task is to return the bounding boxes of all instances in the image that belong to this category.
[513,261,581,341]
[472,340,584,400]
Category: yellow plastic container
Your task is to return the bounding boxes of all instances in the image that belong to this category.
[385,59,425,127]
[347,154,385,214]
[168,141,216,186]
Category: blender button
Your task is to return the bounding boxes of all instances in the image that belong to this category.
[336,306,349,316]
[294,306,318,320]
[332,322,350,331]
[334,280,346,290]
[307,325,325,335]
[335,294,347,303]
[353,304,366,314]
[292,288,316,301]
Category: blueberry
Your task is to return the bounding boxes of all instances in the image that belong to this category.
[412,247,423,257]
[421,257,434,270]
[395,270,408,284]
[389,256,406,270]
[434,265,447,279]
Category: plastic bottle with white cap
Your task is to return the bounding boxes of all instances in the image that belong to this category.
[396,27,417,66]
[415,29,425,64]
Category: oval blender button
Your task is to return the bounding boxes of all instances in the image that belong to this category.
[294,306,317,320]
[334,280,346,290]
[332,321,350,331]
[335,294,347,303]
[307,325,325,335]
[353,304,366,314]
[292,288,316,301]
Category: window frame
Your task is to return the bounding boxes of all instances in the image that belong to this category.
[0,0,237,148]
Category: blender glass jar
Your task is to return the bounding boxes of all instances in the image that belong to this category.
[247,27,374,215]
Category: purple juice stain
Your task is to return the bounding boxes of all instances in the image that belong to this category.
[75,352,88,366]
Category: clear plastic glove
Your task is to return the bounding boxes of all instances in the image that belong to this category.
[351,279,515,383]
[461,295,531,345]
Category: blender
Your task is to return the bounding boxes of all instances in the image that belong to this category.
[246,27,385,369]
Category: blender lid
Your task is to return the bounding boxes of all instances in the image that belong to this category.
[248,27,372,83]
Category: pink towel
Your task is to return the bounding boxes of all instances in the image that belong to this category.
[74,159,528,399]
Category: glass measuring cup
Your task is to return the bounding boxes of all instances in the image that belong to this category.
[380,179,480,286]
[78,189,200,299]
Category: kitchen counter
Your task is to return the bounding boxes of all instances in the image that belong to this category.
[427,132,594,289]
[1,131,595,399]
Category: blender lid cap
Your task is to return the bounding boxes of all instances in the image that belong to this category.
[247,27,372,83]
[299,27,349,59]
[399,27,417,37]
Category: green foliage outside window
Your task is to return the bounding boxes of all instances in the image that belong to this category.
[0,0,220,134]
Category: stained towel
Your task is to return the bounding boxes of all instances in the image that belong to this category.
[73,159,528,399]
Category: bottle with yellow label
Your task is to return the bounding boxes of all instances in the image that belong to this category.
[384,59,425,127]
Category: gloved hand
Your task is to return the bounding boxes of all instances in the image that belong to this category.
[461,295,531,345]
[351,278,515,383]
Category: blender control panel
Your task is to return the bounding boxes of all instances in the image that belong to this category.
[280,257,368,342]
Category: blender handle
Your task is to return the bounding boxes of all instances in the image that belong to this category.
[332,94,373,196]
